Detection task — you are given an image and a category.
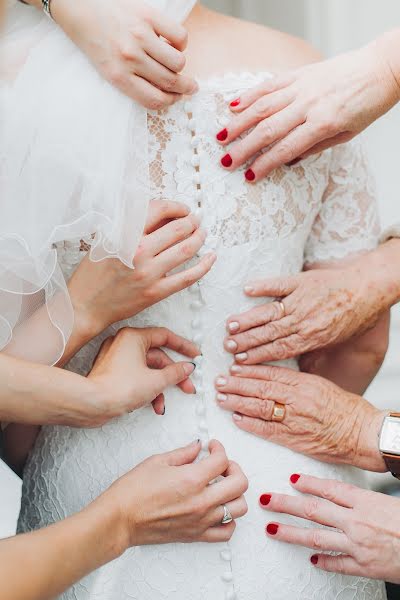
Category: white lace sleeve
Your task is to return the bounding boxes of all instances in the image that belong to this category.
[304,141,380,266]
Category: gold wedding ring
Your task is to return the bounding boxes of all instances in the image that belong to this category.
[271,402,286,422]
[277,301,286,319]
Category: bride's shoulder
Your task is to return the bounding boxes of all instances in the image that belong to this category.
[185,8,321,77]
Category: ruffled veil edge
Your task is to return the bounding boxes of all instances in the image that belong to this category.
[0,0,197,365]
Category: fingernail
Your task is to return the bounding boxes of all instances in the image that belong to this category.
[233,413,242,421]
[244,286,254,294]
[235,353,248,362]
[230,364,242,374]
[221,154,233,168]
[228,321,240,333]
[260,494,271,506]
[230,98,240,107]
[184,362,196,376]
[216,128,228,142]
[216,377,227,387]
[162,406,166,416]
[290,474,301,484]
[191,438,201,446]
[226,340,238,352]
[217,393,227,402]
[245,168,256,182]
[286,158,301,167]
[266,523,279,536]
[311,555,319,565]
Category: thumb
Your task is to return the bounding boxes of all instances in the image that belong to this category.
[153,361,196,393]
[165,440,202,466]
[245,276,298,298]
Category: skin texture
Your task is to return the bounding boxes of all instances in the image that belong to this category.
[23,0,198,108]
[0,440,248,600]
[218,30,400,180]
[224,243,400,365]
[261,473,400,584]
[215,364,387,473]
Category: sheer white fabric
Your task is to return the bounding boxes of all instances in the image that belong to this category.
[19,73,385,600]
[0,0,196,364]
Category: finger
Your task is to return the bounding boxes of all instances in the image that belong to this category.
[264,521,349,554]
[290,474,359,509]
[199,521,236,543]
[151,360,196,393]
[234,333,305,364]
[141,327,199,358]
[139,213,200,259]
[144,32,187,73]
[229,364,301,387]
[229,74,296,112]
[120,74,180,110]
[156,252,217,297]
[152,393,165,415]
[300,131,354,160]
[153,228,207,275]
[165,439,202,466]
[136,54,197,95]
[206,460,249,506]
[258,491,347,529]
[226,302,287,336]
[222,108,303,171]
[225,316,295,355]
[311,554,364,577]
[144,200,190,234]
[217,392,277,421]
[215,375,291,404]
[232,413,281,442]
[218,90,294,145]
[192,439,230,485]
[243,276,298,298]
[246,123,323,181]
[150,13,189,51]
[208,496,248,527]
[94,336,114,364]
[147,348,195,395]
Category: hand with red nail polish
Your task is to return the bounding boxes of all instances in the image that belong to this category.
[260,472,400,584]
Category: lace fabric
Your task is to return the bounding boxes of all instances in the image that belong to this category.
[0,0,196,365]
[19,73,385,600]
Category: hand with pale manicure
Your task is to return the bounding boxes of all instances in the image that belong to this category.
[216,30,400,181]
[224,248,399,365]
[215,364,387,473]
[43,0,198,109]
[259,473,400,584]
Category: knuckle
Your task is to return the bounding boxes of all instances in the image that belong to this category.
[119,43,137,62]
[276,140,295,162]
[162,75,179,92]
[174,53,186,72]
[259,121,276,141]
[130,24,148,44]
[107,67,126,88]
[180,241,195,259]
[304,499,320,521]
[310,529,323,550]
[147,93,168,111]
[181,269,198,287]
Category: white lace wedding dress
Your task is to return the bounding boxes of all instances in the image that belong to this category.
[19,73,386,600]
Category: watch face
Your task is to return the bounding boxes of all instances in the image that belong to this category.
[380,417,400,455]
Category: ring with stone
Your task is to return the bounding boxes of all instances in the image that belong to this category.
[221,504,233,525]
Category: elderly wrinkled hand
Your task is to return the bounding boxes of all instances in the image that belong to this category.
[224,259,386,364]
[259,473,400,584]
[216,33,400,181]
[215,364,386,473]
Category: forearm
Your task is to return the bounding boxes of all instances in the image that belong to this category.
[0,496,126,600]
[365,239,400,310]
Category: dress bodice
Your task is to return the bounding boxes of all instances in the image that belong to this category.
[19,73,385,600]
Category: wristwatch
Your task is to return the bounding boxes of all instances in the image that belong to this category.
[379,413,400,479]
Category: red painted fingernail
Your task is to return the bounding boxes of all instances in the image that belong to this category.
[216,128,228,142]
[230,98,240,107]
[290,474,300,484]
[245,168,256,181]
[266,523,279,535]
[260,494,271,506]
[221,154,233,168]
[311,555,319,565]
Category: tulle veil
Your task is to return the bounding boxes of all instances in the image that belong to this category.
[0,0,197,365]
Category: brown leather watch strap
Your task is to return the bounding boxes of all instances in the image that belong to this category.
[382,453,400,480]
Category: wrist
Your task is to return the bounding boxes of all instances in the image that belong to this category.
[357,242,400,311]
[354,407,387,472]
[375,30,400,104]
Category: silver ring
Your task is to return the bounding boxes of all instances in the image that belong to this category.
[221,504,233,525]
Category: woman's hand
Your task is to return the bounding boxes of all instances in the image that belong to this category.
[260,473,400,584]
[103,439,248,547]
[216,32,400,181]
[86,326,199,424]
[68,200,216,357]
[224,249,398,364]
[50,0,197,108]
[215,364,387,472]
